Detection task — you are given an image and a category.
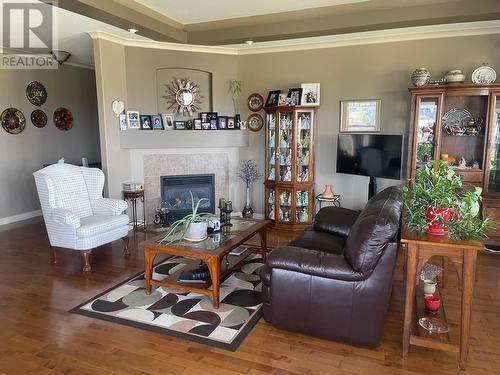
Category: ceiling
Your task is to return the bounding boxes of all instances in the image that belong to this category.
[0,0,148,67]
[1,0,498,68]
[133,0,369,24]
[51,0,500,46]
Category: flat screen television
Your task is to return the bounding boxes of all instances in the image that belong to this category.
[336,134,403,180]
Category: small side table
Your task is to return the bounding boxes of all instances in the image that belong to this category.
[401,229,484,369]
[315,194,341,214]
[123,190,146,231]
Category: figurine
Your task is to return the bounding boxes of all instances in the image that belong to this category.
[269,206,275,220]
[300,208,309,223]
[269,133,275,147]
[268,167,275,180]
[268,191,275,204]
[285,152,292,165]
[284,166,291,181]
[302,134,310,148]
[280,135,287,148]
[459,157,467,169]
[302,151,310,165]
[280,154,286,166]
[278,208,284,220]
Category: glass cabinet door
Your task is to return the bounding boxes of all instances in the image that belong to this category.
[278,112,293,182]
[266,112,277,181]
[296,111,312,182]
[486,95,500,192]
[414,96,440,171]
[277,189,292,223]
[296,190,310,224]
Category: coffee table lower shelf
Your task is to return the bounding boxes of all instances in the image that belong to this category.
[149,247,255,297]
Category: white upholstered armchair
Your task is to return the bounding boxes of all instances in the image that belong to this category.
[33,163,130,272]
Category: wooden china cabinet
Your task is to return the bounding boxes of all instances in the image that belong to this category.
[264,106,316,230]
[406,83,500,245]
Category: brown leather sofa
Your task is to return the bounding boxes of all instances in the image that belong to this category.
[260,186,403,347]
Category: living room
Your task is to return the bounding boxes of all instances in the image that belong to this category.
[1,0,499,374]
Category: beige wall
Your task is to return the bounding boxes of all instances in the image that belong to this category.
[93,33,500,215]
[93,39,246,211]
[0,65,100,222]
[237,34,500,211]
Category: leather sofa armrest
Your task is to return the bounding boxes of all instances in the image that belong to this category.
[313,206,360,238]
[265,246,365,281]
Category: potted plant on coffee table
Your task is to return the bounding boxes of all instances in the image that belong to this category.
[159,191,213,243]
[402,160,493,239]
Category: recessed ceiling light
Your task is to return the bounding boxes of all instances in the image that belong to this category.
[245,40,254,46]
[128,28,139,34]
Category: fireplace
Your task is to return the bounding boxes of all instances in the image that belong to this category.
[160,174,215,220]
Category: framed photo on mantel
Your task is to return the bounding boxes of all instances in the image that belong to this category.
[340,99,381,132]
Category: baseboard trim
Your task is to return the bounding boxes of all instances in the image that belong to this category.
[0,210,42,226]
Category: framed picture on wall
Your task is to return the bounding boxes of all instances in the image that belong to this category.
[218,116,227,129]
[300,83,320,106]
[161,113,174,130]
[194,119,202,130]
[287,88,302,106]
[119,113,127,130]
[174,120,186,130]
[151,114,163,130]
[340,99,381,132]
[126,110,140,129]
[265,90,280,107]
[139,115,152,130]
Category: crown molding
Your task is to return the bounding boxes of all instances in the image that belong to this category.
[88,31,238,55]
[89,20,500,56]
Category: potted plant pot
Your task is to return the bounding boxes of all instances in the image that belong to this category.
[425,206,457,235]
[184,221,208,242]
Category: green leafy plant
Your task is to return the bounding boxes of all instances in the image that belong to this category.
[402,160,494,240]
[159,191,212,243]
[417,143,433,162]
[229,79,242,115]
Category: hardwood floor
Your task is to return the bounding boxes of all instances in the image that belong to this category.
[0,217,499,374]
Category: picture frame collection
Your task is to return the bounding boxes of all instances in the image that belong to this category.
[264,83,320,108]
[121,111,241,131]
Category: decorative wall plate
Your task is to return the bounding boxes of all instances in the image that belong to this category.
[247,113,264,132]
[26,81,47,106]
[1,107,26,134]
[31,109,47,128]
[247,93,264,112]
[471,65,496,84]
[53,107,73,131]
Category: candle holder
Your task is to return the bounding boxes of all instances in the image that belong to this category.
[219,200,233,227]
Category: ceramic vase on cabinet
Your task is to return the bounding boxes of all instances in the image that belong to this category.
[444,69,466,84]
[411,68,431,87]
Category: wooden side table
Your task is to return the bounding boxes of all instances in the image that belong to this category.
[401,229,484,369]
[123,190,146,231]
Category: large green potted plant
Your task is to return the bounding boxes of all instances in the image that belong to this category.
[159,192,213,243]
[402,160,493,239]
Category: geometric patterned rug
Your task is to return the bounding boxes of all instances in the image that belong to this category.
[70,245,266,351]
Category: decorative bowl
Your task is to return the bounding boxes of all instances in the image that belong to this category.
[411,68,431,86]
[444,69,465,84]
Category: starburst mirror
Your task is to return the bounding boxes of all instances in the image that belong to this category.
[162,77,203,116]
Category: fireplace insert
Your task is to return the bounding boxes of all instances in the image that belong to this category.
[160,174,215,220]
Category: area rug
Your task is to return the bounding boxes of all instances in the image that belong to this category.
[70,245,266,351]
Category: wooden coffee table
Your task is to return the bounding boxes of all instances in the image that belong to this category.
[142,218,270,308]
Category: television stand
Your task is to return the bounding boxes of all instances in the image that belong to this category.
[368,176,377,200]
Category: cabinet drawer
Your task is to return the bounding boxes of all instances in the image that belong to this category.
[455,170,482,183]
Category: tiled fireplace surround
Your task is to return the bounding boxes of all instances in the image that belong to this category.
[143,153,229,224]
